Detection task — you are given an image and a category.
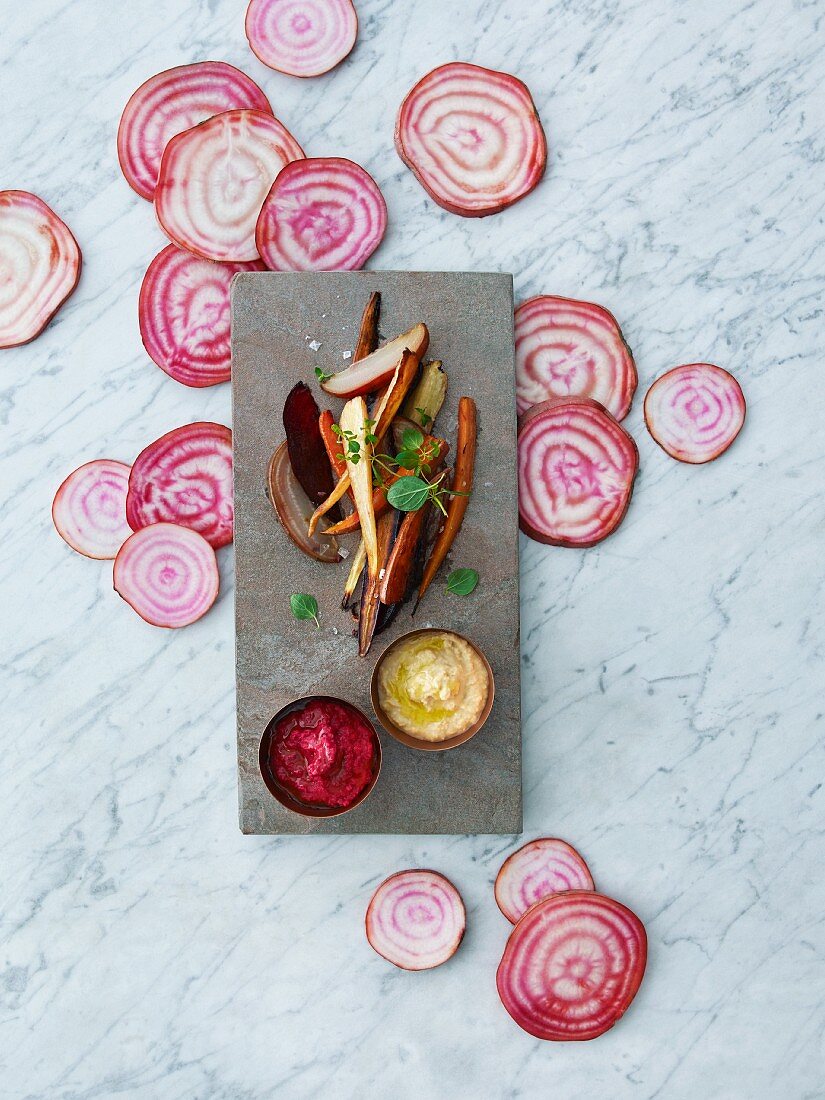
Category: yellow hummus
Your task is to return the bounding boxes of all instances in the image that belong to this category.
[377,632,489,742]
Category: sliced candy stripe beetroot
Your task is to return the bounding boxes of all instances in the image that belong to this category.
[139,245,264,387]
[497,891,647,1041]
[114,523,219,628]
[518,397,638,548]
[0,191,81,349]
[155,109,305,262]
[117,62,272,201]
[495,839,595,925]
[52,460,131,560]
[644,363,745,464]
[395,62,546,217]
[246,0,358,78]
[256,157,387,271]
[515,296,637,420]
[126,422,233,548]
[365,870,465,971]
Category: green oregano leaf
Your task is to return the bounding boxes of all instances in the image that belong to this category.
[401,427,425,452]
[446,568,479,596]
[290,593,320,628]
[386,475,431,512]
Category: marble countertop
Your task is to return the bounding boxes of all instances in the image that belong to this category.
[2,0,822,1096]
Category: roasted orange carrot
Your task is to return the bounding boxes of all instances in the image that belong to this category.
[415,396,477,608]
[319,409,347,481]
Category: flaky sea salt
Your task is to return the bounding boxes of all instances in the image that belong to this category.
[342,350,352,359]
[339,547,349,559]
[308,339,322,352]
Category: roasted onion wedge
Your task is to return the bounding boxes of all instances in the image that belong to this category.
[321,323,428,397]
[267,442,341,562]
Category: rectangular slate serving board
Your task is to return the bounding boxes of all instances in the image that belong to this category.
[231,271,521,834]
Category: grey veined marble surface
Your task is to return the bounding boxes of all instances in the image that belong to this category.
[1,0,822,1096]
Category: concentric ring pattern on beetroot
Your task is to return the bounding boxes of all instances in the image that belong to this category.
[518,397,639,548]
[495,838,596,924]
[52,460,132,560]
[126,422,234,548]
[139,245,264,387]
[365,870,466,971]
[155,109,305,262]
[496,891,647,1041]
[395,62,547,217]
[245,0,358,77]
[0,191,81,349]
[255,157,387,271]
[644,362,746,464]
[515,295,637,420]
[114,522,219,628]
[117,62,272,201]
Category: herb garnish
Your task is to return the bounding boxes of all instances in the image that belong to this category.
[290,593,320,628]
[446,568,479,595]
[314,366,333,384]
[387,471,466,516]
[332,418,377,465]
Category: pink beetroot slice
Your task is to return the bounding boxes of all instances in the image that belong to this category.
[114,522,219,628]
[365,870,466,971]
[52,460,131,560]
[245,0,358,78]
[395,62,546,217]
[117,62,272,201]
[0,191,81,349]
[256,157,387,271]
[155,109,305,262]
[495,838,595,924]
[644,363,745,464]
[126,422,233,548]
[515,295,637,420]
[139,244,264,387]
[518,397,638,547]
[497,891,647,1041]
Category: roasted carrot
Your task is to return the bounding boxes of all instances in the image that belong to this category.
[342,538,367,609]
[353,291,380,363]
[358,509,398,657]
[378,444,449,605]
[339,397,378,577]
[378,504,429,605]
[415,396,477,608]
[339,292,380,610]
[319,409,347,481]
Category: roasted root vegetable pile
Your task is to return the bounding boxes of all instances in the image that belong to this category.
[269,290,476,655]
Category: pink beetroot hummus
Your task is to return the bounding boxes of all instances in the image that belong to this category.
[269,698,377,808]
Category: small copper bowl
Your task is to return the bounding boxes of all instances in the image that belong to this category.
[259,695,382,818]
[370,628,495,752]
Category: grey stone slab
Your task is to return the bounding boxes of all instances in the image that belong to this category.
[231,271,521,834]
